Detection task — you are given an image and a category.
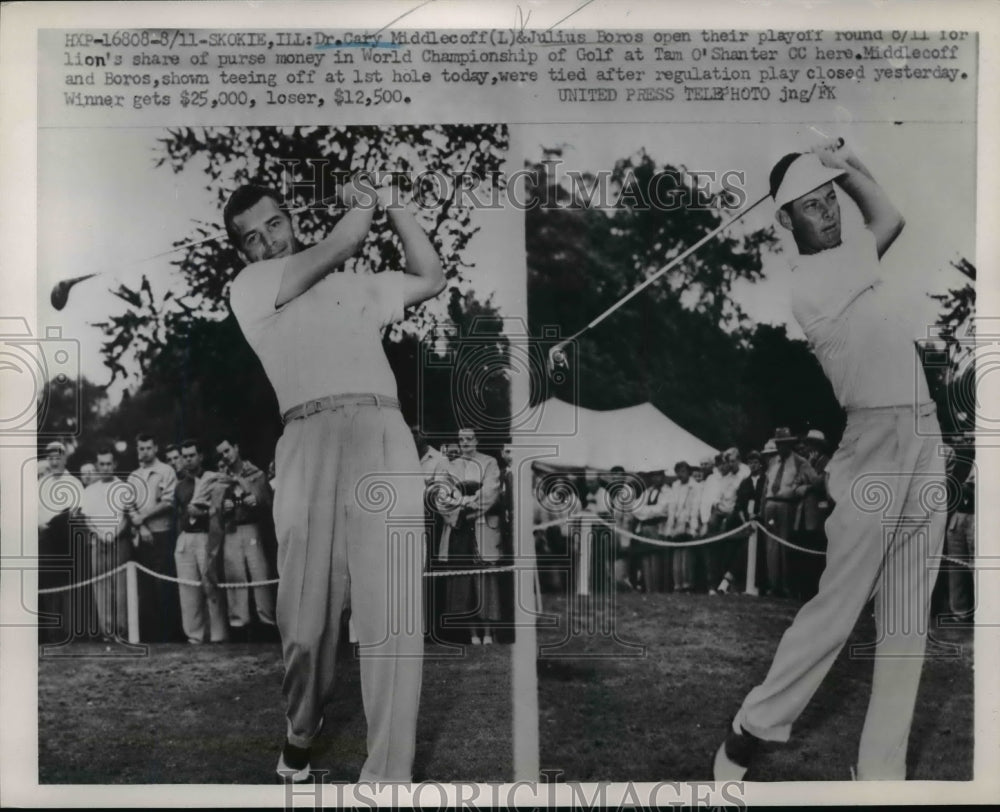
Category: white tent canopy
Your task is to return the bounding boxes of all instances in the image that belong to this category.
[529,397,718,473]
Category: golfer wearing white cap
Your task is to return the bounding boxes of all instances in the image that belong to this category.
[714,138,946,780]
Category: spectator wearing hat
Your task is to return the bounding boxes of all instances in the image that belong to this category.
[761,428,818,598]
[37,441,85,643]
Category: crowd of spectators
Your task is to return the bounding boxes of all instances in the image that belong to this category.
[534,426,977,613]
[37,435,279,645]
[36,426,514,647]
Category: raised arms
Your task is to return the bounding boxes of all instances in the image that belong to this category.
[812,139,905,258]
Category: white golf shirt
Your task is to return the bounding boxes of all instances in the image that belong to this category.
[230,262,407,414]
[790,227,931,410]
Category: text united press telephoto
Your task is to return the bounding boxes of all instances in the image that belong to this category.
[11,4,986,806]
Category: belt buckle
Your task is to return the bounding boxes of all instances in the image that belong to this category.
[304,398,324,417]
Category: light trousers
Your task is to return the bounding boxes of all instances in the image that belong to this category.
[273,401,424,782]
[174,531,229,643]
[736,404,945,779]
[223,523,276,627]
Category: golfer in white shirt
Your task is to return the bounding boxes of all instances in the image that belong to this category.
[227,176,444,783]
[715,139,946,781]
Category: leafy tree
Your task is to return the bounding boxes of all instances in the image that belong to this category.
[90,126,510,462]
[37,376,109,465]
[526,147,779,451]
[928,258,976,434]
[741,323,844,449]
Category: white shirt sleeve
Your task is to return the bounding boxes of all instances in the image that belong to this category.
[229,259,287,328]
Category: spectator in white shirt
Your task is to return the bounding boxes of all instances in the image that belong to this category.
[81,447,130,640]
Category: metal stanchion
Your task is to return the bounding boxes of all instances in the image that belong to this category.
[125,560,140,643]
[745,524,759,597]
[576,516,591,597]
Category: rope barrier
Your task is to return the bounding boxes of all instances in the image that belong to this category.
[530,513,975,569]
[424,565,517,578]
[531,515,585,531]
[132,561,279,589]
[751,522,827,557]
[940,555,975,570]
[36,518,977,596]
[38,558,516,594]
[37,564,128,595]
[614,521,754,548]
[532,513,818,554]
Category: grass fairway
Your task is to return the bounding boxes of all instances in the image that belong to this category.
[537,591,973,782]
[39,591,972,784]
[39,638,512,784]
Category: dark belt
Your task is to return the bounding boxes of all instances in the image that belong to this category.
[282,393,399,425]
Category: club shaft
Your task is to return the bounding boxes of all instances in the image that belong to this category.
[566,192,771,343]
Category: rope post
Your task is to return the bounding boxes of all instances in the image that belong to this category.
[745,524,759,597]
[576,517,591,597]
[125,560,140,643]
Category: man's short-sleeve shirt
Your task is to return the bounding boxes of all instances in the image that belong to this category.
[128,459,177,534]
[229,262,406,413]
[789,227,930,410]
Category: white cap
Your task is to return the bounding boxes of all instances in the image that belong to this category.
[772,153,845,209]
[806,429,826,443]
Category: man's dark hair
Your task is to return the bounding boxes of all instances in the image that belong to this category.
[95,445,115,459]
[746,450,762,463]
[769,152,802,207]
[180,438,203,455]
[164,444,179,455]
[223,185,285,247]
[674,461,691,473]
[216,435,240,450]
[135,432,156,446]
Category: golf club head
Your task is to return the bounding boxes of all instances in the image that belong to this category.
[50,274,97,311]
[547,343,569,378]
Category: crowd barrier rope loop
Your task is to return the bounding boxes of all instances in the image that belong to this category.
[36,512,974,597]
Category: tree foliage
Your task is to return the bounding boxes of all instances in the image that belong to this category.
[527,147,807,453]
[928,258,976,434]
[89,125,510,465]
